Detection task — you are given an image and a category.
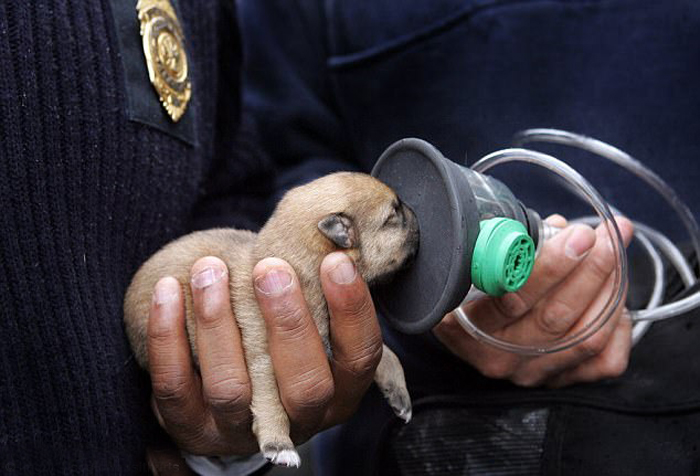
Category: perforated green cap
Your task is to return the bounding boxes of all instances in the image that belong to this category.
[471,218,535,297]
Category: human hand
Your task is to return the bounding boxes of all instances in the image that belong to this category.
[433,215,634,388]
[146,252,382,457]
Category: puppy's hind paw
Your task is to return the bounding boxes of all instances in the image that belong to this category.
[262,445,301,468]
[375,344,412,424]
[388,388,413,424]
[396,405,412,424]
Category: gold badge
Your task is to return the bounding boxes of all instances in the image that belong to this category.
[137,0,191,122]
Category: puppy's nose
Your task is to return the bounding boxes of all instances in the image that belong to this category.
[403,202,419,233]
[402,202,420,259]
[401,200,414,221]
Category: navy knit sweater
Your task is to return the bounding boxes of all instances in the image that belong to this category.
[0,1,270,473]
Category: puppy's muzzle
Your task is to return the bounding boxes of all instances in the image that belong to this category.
[400,203,420,270]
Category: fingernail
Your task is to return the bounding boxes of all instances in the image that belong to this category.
[564,226,595,260]
[153,277,179,305]
[255,269,293,296]
[329,255,357,285]
[191,266,226,289]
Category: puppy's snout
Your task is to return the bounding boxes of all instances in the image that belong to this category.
[402,202,420,264]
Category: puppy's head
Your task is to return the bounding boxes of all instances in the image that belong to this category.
[261,172,419,284]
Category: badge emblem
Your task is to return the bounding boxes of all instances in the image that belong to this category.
[137,0,191,122]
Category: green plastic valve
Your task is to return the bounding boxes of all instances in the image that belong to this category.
[471,217,535,297]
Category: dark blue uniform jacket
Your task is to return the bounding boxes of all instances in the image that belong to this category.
[240,1,700,474]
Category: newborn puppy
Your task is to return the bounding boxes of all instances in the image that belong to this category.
[124,172,418,467]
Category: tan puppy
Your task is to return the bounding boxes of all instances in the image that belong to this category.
[124,172,418,467]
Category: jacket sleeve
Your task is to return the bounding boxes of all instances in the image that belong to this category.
[238,0,358,206]
[188,0,276,232]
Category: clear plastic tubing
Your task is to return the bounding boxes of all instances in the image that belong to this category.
[513,128,700,270]
[633,222,696,288]
[628,231,662,344]
[633,289,700,322]
[630,223,697,322]
[512,129,700,323]
[454,148,629,355]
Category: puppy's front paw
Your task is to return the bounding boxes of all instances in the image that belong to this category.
[262,443,301,468]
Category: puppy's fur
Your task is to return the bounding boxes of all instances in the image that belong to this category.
[124,172,418,467]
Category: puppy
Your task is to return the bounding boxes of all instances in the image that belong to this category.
[124,172,418,467]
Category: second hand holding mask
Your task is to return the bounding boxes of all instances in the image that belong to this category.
[371,135,632,355]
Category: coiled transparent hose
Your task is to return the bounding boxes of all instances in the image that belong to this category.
[634,222,696,287]
[515,129,700,324]
[454,130,700,353]
[452,148,628,354]
[514,129,700,262]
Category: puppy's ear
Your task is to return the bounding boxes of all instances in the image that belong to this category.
[318,213,357,249]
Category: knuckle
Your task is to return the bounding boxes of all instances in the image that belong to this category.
[197,308,225,331]
[587,244,616,282]
[148,315,176,342]
[205,375,251,414]
[600,352,629,378]
[495,293,529,318]
[195,297,222,324]
[286,369,335,409]
[341,340,383,377]
[206,393,250,418]
[270,305,310,340]
[511,373,542,388]
[479,359,515,380]
[538,300,575,336]
[579,335,607,358]
[152,372,190,404]
[147,328,174,350]
[196,298,231,332]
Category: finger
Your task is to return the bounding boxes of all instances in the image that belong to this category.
[508,270,629,387]
[440,217,630,383]
[148,277,210,448]
[545,214,568,228]
[466,223,596,333]
[253,257,334,440]
[319,252,383,425]
[191,257,253,431]
[501,216,633,343]
[547,311,632,388]
[531,217,634,336]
